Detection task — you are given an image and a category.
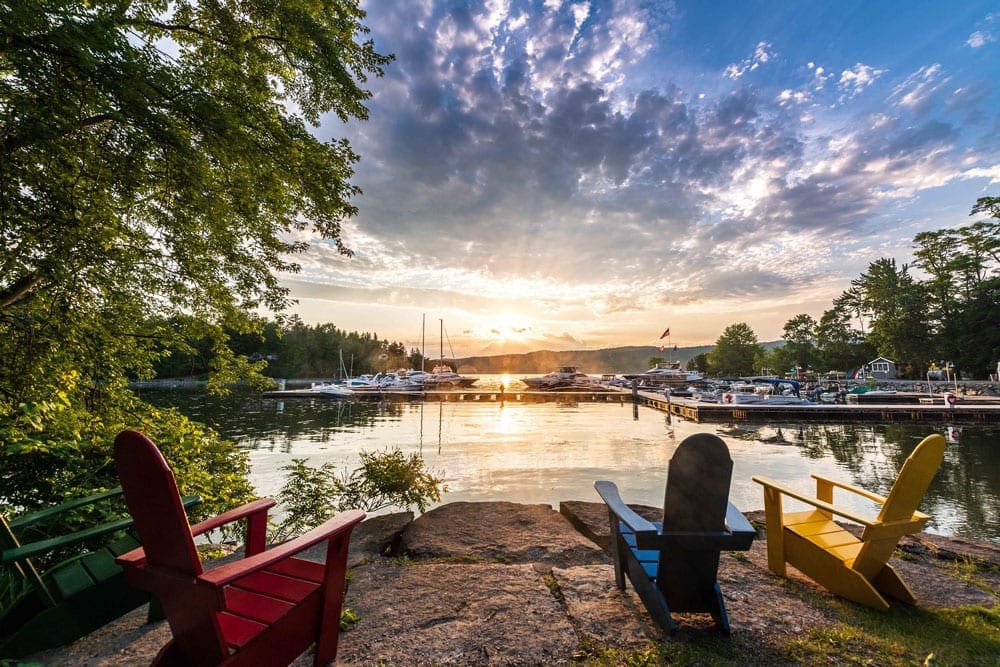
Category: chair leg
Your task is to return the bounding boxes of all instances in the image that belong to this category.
[315,538,351,667]
[608,514,626,590]
[707,582,731,635]
[873,564,917,605]
[622,552,676,634]
[785,534,891,611]
[760,488,787,576]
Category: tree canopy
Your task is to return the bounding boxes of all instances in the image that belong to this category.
[708,322,763,376]
[749,197,998,380]
[1,1,390,515]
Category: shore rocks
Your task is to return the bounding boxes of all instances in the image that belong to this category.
[27,501,999,667]
[401,501,607,567]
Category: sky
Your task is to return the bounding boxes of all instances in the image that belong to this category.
[280,0,1000,358]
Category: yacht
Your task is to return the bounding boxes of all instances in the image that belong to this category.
[521,366,600,390]
[422,363,478,388]
[623,362,704,388]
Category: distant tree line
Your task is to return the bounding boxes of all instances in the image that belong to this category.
[693,197,999,380]
[153,315,416,380]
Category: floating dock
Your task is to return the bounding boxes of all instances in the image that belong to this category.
[637,391,1000,424]
[261,386,1000,423]
[262,388,629,403]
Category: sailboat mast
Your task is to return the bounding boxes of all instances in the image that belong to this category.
[439,319,444,362]
[421,314,426,372]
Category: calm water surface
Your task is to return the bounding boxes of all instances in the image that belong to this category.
[142,378,999,541]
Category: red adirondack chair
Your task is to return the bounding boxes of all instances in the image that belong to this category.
[113,430,365,667]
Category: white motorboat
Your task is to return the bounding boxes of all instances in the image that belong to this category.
[423,363,477,388]
[718,377,813,405]
[623,362,703,388]
[318,384,354,398]
[521,366,600,390]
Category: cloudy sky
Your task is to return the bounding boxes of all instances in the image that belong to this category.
[284,0,999,357]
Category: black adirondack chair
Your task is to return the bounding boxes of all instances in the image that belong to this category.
[595,433,755,634]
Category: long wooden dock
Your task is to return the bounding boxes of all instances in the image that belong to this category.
[636,391,1000,424]
[261,386,1000,423]
[262,388,630,403]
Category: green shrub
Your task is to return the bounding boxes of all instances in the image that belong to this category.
[271,449,445,540]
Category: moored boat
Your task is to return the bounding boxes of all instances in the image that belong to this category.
[521,366,600,390]
[623,362,703,388]
[318,384,355,398]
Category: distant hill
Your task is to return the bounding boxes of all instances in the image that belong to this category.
[454,341,784,374]
[454,345,714,374]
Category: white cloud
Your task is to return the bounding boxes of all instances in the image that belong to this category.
[838,63,886,98]
[889,64,949,114]
[777,88,810,107]
[965,30,995,48]
[809,63,832,90]
[724,41,774,79]
[961,164,1000,185]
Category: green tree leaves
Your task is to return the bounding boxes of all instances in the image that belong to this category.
[708,323,763,376]
[1,1,389,512]
[271,451,445,542]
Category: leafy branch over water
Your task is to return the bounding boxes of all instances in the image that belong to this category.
[272,450,445,542]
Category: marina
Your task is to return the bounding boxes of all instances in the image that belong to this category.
[142,386,1000,541]
[261,384,1000,423]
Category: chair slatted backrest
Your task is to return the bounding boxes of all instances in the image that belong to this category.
[113,431,203,576]
[657,433,734,611]
[855,433,945,576]
[875,434,946,524]
[662,433,733,533]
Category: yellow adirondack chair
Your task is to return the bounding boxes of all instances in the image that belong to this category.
[752,433,945,611]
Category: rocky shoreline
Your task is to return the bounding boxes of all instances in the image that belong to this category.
[29,501,999,666]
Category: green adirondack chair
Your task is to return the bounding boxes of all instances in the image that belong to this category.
[1,486,200,658]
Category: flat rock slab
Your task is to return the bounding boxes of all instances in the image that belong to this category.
[298,510,413,567]
[338,562,581,666]
[403,501,608,567]
[559,500,662,551]
[551,564,663,649]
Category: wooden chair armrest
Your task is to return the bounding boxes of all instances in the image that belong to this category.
[653,530,755,551]
[810,475,887,504]
[199,510,365,587]
[752,476,876,526]
[594,481,658,535]
[188,498,276,537]
[116,546,146,568]
[724,503,756,550]
[8,487,126,530]
[861,517,927,541]
[3,516,135,564]
[725,502,755,535]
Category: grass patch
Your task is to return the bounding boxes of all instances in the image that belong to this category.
[542,574,564,599]
[575,635,795,666]
[788,604,1000,666]
[339,607,360,631]
[430,554,485,564]
[945,557,998,596]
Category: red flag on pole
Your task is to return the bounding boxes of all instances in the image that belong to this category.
[659,328,670,339]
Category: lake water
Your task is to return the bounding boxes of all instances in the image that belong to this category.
[141,377,999,541]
